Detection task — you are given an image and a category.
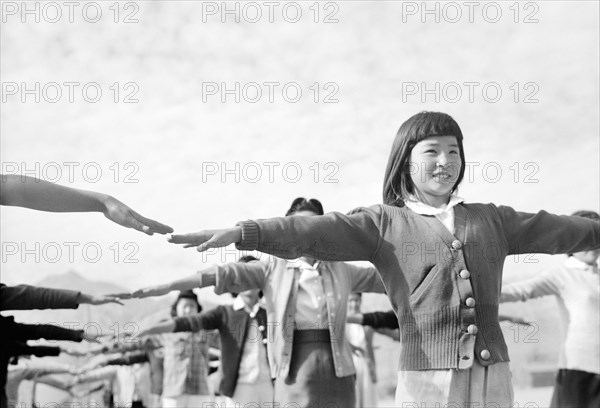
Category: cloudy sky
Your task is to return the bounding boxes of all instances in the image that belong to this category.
[1,1,598,290]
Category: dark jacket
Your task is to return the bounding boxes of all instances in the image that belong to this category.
[0,283,80,311]
[363,310,398,329]
[0,315,83,407]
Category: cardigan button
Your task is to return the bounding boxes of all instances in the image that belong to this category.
[459,270,470,279]
[262,338,268,344]
[467,324,478,335]
[465,297,476,307]
[258,325,265,331]
[480,350,491,360]
[451,240,463,250]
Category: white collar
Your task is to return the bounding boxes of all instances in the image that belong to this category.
[232,296,260,316]
[404,194,464,216]
[286,258,321,270]
[565,256,598,272]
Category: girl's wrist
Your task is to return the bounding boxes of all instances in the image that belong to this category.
[235,221,259,250]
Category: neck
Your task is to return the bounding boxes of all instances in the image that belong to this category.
[415,192,450,209]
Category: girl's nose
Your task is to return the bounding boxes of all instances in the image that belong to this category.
[437,154,449,167]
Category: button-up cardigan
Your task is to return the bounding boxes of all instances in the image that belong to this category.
[197,258,385,378]
[235,203,600,370]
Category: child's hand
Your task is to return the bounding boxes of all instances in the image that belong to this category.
[130,284,172,298]
[102,195,174,236]
[105,292,132,300]
[168,227,242,252]
[78,293,124,306]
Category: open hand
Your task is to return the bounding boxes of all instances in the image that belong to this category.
[129,284,172,298]
[103,195,174,236]
[78,293,124,306]
[168,227,242,252]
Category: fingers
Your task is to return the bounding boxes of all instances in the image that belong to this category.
[126,211,154,235]
[105,292,132,300]
[131,211,174,235]
[197,237,227,252]
[168,232,209,245]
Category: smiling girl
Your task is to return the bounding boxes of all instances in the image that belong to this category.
[168,111,600,407]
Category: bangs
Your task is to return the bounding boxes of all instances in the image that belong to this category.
[405,112,464,144]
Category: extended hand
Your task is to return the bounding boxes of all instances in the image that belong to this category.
[103,195,174,236]
[78,293,124,306]
[129,284,172,299]
[168,227,242,252]
[82,331,111,344]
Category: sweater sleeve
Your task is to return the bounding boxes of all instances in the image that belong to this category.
[500,268,562,303]
[174,306,226,333]
[0,284,80,311]
[236,205,384,262]
[9,343,62,358]
[10,321,84,342]
[345,263,386,294]
[362,310,399,329]
[105,351,149,366]
[495,205,600,255]
[213,260,268,295]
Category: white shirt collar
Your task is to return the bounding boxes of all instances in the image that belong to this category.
[565,256,598,272]
[286,258,321,270]
[404,194,464,216]
[232,296,261,316]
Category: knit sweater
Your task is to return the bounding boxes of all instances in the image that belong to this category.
[236,203,600,370]
[501,257,600,374]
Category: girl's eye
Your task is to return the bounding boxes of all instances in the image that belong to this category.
[450,150,459,154]
[425,149,436,154]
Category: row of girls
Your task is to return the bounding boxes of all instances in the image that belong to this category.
[2,111,599,408]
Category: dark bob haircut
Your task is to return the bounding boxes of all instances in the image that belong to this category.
[382,112,466,206]
[285,197,324,216]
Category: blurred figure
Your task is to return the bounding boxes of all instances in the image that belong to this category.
[346,293,378,408]
[501,211,600,408]
[159,291,213,408]
[135,257,273,408]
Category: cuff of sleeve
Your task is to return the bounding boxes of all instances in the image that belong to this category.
[173,317,189,333]
[76,330,85,342]
[235,221,259,251]
[362,313,375,327]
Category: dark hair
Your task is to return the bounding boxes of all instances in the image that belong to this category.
[567,210,600,256]
[382,112,466,206]
[285,197,324,216]
[231,255,260,297]
[170,290,202,317]
[571,210,600,220]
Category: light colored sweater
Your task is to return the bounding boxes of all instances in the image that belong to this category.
[501,256,600,374]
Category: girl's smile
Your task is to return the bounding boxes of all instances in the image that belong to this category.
[409,135,462,207]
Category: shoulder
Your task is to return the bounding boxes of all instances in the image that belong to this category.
[347,203,415,224]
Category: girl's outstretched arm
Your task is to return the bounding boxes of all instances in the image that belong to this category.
[111,260,267,299]
[1,174,173,235]
[496,205,600,255]
[170,205,384,262]
[136,320,176,338]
